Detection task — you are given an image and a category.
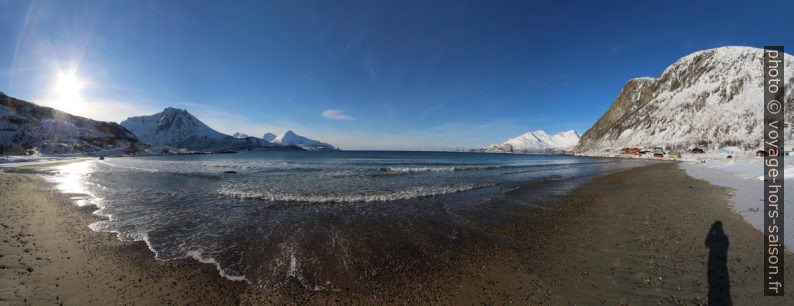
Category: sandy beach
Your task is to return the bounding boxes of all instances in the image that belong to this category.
[1,162,792,304]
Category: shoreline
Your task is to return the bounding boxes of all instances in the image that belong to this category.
[2,162,792,304]
[0,170,248,304]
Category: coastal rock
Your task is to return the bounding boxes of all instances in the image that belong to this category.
[575,46,794,152]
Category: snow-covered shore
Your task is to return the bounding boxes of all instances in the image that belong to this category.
[681,157,794,247]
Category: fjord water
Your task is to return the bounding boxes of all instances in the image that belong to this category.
[43,151,647,290]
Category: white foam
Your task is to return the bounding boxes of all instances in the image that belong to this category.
[98,160,159,173]
[218,183,493,203]
[380,166,499,173]
[185,250,250,283]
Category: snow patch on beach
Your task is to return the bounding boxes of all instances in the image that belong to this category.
[682,158,794,247]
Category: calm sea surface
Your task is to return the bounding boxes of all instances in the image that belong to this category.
[40,151,649,289]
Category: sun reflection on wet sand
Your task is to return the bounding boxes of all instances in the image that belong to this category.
[45,160,101,207]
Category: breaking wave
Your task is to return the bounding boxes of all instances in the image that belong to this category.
[377,166,503,173]
[217,184,493,203]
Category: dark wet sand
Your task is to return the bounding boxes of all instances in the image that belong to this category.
[1,163,792,304]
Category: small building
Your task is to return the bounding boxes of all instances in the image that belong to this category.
[756,150,768,157]
[653,153,664,159]
[691,148,705,154]
[621,147,641,154]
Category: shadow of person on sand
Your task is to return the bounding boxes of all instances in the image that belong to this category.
[705,221,732,306]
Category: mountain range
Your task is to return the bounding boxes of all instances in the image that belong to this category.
[575,46,794,152]
[267,130,338,151]
[480,130,580,153]
[0,93,338,154]
[120,108,336,151]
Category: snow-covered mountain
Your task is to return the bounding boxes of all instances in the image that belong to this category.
[269,130,338,151]
[232,132,249,138]
[576,46,794,152]
[121,108,294,151]
[0,92,138,154]
[262,132,276,142]
[481,130,580,153]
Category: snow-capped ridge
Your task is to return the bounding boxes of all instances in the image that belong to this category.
[575,46,794,152]
[481,130,580,153]
[121,108,292,151]
[270,130,337,151]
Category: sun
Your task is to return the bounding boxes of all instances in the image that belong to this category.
[54,71,84,102]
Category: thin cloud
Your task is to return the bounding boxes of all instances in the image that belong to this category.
[322,109,354,121]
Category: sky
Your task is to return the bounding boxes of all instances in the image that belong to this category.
[1,0,793,150]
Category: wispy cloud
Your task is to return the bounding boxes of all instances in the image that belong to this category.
[321,109,354,121]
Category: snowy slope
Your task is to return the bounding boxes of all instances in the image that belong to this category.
[269,130,337,150]
[482,130,580,153]
[576,46,794,152]
[0,92,138,154]
[550,130,581,150]
[121,108,291,151]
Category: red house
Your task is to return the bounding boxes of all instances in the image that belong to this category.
[621,147,641,154]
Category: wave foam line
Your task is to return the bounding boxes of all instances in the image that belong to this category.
[218,184,493,203]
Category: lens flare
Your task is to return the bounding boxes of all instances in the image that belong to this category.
[54,71,83,102]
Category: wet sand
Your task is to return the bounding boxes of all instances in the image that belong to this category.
[1,162,792,304]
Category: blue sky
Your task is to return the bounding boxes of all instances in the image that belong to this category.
[1,0,792,150]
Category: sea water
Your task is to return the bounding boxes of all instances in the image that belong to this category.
[40,151,648,290]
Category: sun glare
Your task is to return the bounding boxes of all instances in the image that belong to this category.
[54,71,84,102]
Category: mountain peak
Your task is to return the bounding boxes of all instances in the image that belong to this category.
[557,130,580,137]
[262,132,276,142]
[575,46,794,152]
[232,132,249,139]
[162,107,188,113]
[482,129,580,153]
[532,130,550,137]
[120,108,227,149]
[272,130,337,151]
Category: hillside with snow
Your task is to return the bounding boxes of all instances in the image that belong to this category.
[575,46,794,152]
[480,130,580,153]
[121,108,296,151]
[268,130,338,151]
[0,92,138,154]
